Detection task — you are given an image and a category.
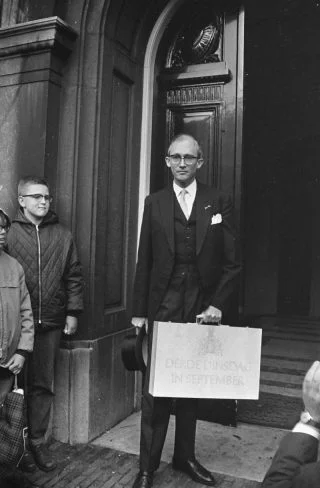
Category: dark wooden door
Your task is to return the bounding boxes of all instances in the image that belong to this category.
[277,141,313,315]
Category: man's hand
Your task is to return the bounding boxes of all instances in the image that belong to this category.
[64,315,78,335]
[132,317,148,333]
[7,354,25,375]
[303,360,320,421]
[197,305,222,325]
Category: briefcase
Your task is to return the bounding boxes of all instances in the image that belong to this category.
[149,321,262,399]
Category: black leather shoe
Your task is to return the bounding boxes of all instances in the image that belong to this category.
[172,458,216,486]
[30,444,57,472]
[19,450,37,473]
[132,470,154,488]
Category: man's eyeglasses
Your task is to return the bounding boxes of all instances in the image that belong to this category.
[21,194,53,203]
[168,154,198,165]
[0,225,10,233]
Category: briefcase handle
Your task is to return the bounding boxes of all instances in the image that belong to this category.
[13,374,24,395]
[196,315,221,325]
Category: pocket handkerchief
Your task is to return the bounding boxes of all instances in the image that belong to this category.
[211,213,222,225]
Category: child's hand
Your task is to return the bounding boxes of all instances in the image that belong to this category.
[64,315,78,335]
[7,354,25,375]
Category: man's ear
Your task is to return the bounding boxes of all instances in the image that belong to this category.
[165,157,171,168]
[196,158,204,169]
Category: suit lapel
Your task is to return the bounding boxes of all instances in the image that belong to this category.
[196,182,214,255]
[158,186,174,254]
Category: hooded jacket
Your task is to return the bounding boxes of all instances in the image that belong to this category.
[6,209,84,330]
[0,208,34,366]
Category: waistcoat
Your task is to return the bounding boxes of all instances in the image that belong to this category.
[174,194,197,264]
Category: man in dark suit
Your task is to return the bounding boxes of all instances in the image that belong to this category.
[262,360,320,488]
[131,134,241,488]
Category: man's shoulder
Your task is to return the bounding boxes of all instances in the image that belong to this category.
[145,184,231,205]
[197,182,230,201]
[145,187,171,204]
[149,187,171,198]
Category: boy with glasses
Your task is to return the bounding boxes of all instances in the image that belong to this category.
[6,176,84,473]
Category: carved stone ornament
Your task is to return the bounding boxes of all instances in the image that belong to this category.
[167,84,222,105]
[167,13,223,69]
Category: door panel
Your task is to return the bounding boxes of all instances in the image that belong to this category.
[104,72,132,308]
[94,47,141,338]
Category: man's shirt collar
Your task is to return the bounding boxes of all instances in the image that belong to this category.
[173,179,197,199]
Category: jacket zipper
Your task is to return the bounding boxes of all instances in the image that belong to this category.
[36,225,42,325]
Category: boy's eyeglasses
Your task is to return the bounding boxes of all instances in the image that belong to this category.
[0,225,10,233]
[21,194,53,203]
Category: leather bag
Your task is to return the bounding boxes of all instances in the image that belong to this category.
[0,375,27,467]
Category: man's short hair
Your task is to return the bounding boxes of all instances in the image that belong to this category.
[167,133,204,160]
[0,209,10,228]
[18,176,49,195]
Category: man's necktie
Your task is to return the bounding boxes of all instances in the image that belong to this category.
[179,189,189,219]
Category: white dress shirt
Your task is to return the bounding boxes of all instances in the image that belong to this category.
[173,179,197,219]
[292,422,320,440]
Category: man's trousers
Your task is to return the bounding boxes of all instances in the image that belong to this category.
[27,328,62,445]
[139,265,203,472]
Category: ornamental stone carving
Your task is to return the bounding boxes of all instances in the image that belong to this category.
[166,12,223,69]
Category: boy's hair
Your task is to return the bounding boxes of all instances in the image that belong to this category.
[18,176,49,195]
[0,209,10,228]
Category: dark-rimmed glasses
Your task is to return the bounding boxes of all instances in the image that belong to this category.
[21,194,53,203]
[168,154,198,165]
[0,225,10,233]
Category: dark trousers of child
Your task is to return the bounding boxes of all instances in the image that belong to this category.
[26,328,62,446]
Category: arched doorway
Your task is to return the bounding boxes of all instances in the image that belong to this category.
[138,0,244,228]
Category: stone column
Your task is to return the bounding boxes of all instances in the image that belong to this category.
[0,16,77,216]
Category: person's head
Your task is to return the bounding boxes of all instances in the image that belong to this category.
[18,176,52,225]
[0,209,10,253]
[165,134,204,187]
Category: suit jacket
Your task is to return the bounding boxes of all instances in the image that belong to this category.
[132,182,241,324]
[262,432,320,488]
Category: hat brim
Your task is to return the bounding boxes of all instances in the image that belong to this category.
[121,325,148,373]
